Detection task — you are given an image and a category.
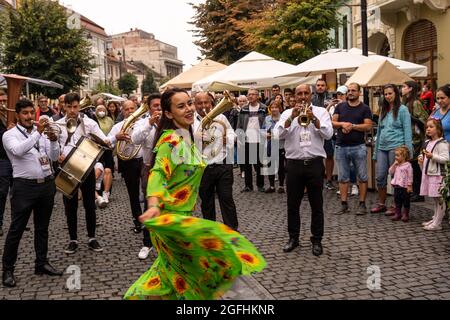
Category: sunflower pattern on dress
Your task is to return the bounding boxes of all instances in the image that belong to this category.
[124,130,266,300]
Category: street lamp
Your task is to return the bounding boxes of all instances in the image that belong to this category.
[117,51,122,79]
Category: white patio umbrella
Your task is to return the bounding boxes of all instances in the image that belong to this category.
[278,48,428,78]
[278,49,371,78]
[192,52,300,92]
[160,59,227,90]
[347,48,428,77]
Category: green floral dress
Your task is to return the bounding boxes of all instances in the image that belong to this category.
[124,130,266,300]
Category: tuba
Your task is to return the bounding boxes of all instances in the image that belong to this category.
[116,102,149,161]
[197,91,234,158]
[298,100,312,127]
[79,95,93,111]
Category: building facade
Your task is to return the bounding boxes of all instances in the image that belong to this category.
[352,0,450,86]
[111,29,183,80]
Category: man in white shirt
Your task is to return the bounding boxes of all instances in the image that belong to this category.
[130,94,161,259]
[236,89,268,192]
[2,99,62,288]
[193,92,239,231]
[274,84,333,256]
[56,93,109,255]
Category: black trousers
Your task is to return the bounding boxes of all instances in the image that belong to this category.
[199,164,239,230]
[3,178,56,271]
[286,158,325,243]
[63,170,96,241]
[394,187,410,210]
[0,176,12,227]
[268,148,286,187]
[244,143,264,189]
[119,158,143,226]
[410,160,422,196]
[140,164,153,248]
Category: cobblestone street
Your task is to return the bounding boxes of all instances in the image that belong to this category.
[1,168,450,300]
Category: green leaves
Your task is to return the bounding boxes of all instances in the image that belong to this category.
[0,0,94,98]
[191,0,340,65]
[141,71,158,95]
[118,73,138,95]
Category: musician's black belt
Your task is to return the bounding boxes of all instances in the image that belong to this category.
[287,157,323,166]
[14,175,55,184]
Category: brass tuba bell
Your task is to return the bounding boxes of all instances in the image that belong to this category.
[116,102,149,161]
[79,95,93,111]
[198,91,234,158]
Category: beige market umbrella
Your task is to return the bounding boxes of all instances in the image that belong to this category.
[346,60,413,87]
[160,59,227,90]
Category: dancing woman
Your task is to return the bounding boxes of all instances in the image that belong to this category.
[124,88,265,300]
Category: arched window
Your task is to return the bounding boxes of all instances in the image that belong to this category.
[403,19,437,83]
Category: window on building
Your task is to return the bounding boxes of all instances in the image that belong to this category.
[403,19,437,84]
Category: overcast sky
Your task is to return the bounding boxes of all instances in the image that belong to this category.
[59,0,204,70]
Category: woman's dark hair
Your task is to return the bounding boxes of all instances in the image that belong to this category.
[402,81,419,115]
[64,92,80,105]
[381,84,401,121]
[107,101,119,119]
[15,98,34,113]
[148,88,191,169]
[437,84,450,98]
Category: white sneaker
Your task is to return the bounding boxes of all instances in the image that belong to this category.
[138,246,152,260]
[351,185,359,196]
[95,196,107,209]
[103,192,110,204]
[241,172,245,178]
[422,220,434,227]
[423,224,442,231]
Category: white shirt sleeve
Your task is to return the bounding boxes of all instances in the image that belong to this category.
[313,107,334,140]
[107,121,124,147]
[131,118,155,146]
[46,138,60,162]
[3,130,41,157]
[274,109,293,140]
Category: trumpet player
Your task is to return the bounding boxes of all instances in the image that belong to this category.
[274,84,333,256]
[56,93,109,255]
[2,99,62,288]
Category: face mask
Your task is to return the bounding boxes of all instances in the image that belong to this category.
[97,111,106,118]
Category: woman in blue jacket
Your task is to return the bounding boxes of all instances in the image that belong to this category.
[371,84,413,214]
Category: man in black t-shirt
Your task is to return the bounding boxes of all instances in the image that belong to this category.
[332,83,373,215]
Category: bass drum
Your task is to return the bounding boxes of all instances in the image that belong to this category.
[55,136,105,199]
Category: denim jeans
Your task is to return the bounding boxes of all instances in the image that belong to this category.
[375,149,396,188]
[335,144,368,183]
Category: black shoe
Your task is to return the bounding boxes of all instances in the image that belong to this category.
[356,203,368,215]
[265,187,275,193]
[312,242,323,256]
[2,270,16,287]
[283,238,299,252]
[241,187,253,193]
[0,226,3,237]
[258,187,265,193]
[64,241,78,254]
[336,204,350,215]
[88,239,103,252]
[278,187,285,194]
[410,194,425,202]
[35,263,63,276]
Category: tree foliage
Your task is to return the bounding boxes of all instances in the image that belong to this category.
[118,72,138,95]
[92,80,121,96]
[141,71,158,95]
[0,0,94,98]
[190,0,273,64]
[191,0,339,65]
[238,0,339,65]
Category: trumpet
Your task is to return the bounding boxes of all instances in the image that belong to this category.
[32,118,77,135]
[298,100,312,127]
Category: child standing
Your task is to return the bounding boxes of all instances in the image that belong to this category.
[419,119,450,231]
[388,146,413,222]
